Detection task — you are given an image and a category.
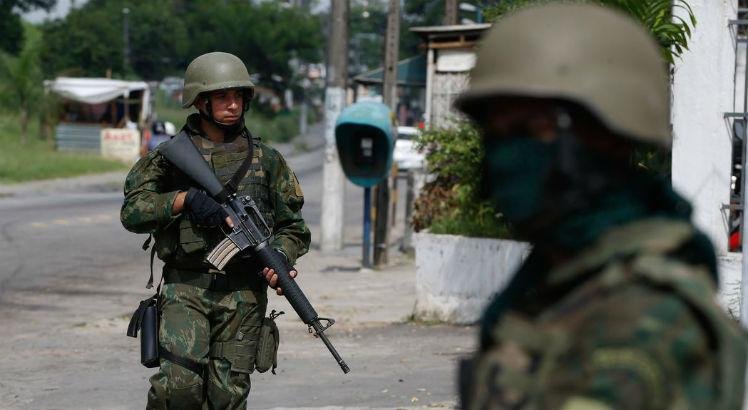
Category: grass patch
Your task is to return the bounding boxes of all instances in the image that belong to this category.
[0,112,127,184]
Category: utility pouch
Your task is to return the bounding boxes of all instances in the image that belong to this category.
[255,310,283,374]
[127,294,160,368]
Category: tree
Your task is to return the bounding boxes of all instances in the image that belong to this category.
[39,0,323,92]
[0,23,44,143]
[348,2,388,74]
[179,0,323,93]
[127,1,189,80]
[0,0,55,55]
[40,0,191,80]
[40,0,126,78]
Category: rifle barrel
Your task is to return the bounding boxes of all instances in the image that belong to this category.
[313,320,351,374]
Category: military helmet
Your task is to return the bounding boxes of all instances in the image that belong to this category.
[182,52,255,109]
[455,4,670,147]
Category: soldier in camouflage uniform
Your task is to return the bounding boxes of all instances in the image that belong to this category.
[454,4,747,409]
[121,52,310,409]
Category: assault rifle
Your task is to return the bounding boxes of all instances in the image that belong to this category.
[159,134,350,374]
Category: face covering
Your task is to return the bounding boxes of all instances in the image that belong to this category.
[481,133,557,235]
[480,130,653,250]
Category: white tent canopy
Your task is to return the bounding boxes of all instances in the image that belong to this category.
[44,77,151,122]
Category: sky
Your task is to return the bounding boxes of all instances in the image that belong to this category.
[21,0,87,23]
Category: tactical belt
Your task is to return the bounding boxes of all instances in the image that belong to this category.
[163,266,265,291]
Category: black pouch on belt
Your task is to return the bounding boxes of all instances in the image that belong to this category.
[127,294,160,368]
[126,235,163,368]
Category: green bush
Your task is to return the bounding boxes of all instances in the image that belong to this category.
[412,122,511,239]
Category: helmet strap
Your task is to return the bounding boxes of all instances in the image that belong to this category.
[198,96,247,137]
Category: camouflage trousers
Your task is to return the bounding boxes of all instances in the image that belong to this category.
[147,283,267,410]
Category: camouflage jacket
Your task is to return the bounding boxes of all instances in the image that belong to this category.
[120,115,311,269]
[464,218,746,410]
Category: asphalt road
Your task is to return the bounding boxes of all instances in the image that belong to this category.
[0,142,356,298]
[0,139,475,410]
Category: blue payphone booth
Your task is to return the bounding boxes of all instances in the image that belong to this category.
[335,101,396,266]
[335,101,395,187]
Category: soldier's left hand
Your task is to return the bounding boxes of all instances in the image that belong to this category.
[262,267,297,296]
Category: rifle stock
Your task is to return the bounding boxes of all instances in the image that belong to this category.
[158,133,350,374]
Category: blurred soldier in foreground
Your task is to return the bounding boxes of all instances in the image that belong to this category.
[455,4,747,409]
[121,52,310,409]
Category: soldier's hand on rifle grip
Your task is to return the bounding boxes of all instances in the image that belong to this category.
[263,266,297,296]
[183,187,233,228]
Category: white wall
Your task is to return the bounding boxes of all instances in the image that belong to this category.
[426,48,475,129]
[671,0,737,255]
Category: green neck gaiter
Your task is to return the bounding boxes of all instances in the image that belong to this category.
[481,136,556,226]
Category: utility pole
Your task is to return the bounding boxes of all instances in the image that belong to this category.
[122,7,130,74]
[374,0,400,267]
[383,0,400,109]
[444,0,458,25]
[320,0,348,252]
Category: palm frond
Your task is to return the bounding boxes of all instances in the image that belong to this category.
[597,0,696,63]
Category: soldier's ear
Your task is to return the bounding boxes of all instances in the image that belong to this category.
[195,95,207,112]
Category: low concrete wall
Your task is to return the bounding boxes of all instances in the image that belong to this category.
[413,232,531,324]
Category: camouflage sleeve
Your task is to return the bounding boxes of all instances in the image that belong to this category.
[265,147,311,265]
[543,286,719,410]
[120,150,180,234]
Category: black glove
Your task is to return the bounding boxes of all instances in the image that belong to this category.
[183,188,229,227]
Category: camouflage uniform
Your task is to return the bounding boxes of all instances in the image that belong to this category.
[464,219,747,409]
[453,4,748,409]
[121,113,310,409]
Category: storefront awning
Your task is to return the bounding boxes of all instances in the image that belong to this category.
[44,77,149,105]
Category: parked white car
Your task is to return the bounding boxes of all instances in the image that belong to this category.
[393,126,425,170]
